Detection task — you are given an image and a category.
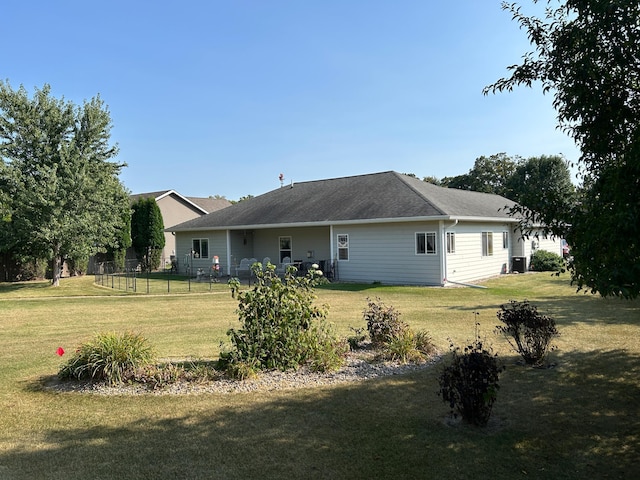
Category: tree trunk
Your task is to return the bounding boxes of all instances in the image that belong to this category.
[51,254,62,287]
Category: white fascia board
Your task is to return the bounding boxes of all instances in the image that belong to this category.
[447,216,521,224]
[168,215,519,233]
[156,190,209,215]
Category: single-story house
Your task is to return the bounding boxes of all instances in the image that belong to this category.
[168,171,563,285]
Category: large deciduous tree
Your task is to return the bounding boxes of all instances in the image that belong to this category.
[441,153,518,197]
[505,155,576,233]
[484,0,640,298]
[0,82,130,286]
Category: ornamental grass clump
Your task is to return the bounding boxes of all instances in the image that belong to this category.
[495,300,559,367]
[221,263,346,375]
[58,331,155,385]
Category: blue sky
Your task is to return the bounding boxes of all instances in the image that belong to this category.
[4,0,579,200]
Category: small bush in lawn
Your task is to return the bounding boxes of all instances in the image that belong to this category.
[496,300,559,367]
[223,263,345,373]
[530,249,565,272]
[363,297,409,346]
[58,331,155,385]
[438,325,504,426]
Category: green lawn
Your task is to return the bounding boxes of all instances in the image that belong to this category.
[0,273,638,479]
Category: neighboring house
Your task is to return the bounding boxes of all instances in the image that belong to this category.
[168,171,563,285]
[128,190,231,269]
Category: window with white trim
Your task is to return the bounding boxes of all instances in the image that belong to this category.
[416,232,436,255]
[482,232,493,256]
[279,236,292,262]
[192,238,209,258]
[446,232,456,254]
[502,231,509,249]
[337,234,349,260]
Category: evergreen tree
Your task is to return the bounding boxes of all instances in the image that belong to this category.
[131,197,165,271]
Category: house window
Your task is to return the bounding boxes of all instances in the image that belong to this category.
[337,234,349,260]
[192,238,209,258]
[482,232,493,256]
[446,232,456,254]
[416,232,436,255]
[502,232,509,249]
[279,236,292,262]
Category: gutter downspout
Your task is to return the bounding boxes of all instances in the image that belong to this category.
[329,224,334,265]
[226,230,232,277]
[442,219,458,286]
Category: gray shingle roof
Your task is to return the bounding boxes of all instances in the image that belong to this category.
[129,190,231,214]
[187,197,232,213]
[169,171,518,231]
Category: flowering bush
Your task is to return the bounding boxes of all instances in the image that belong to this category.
[221,263,345,374]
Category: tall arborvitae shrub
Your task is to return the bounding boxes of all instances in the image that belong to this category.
[131,198,165,271]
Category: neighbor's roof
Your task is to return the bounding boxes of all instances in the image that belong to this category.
[187,196,231,213]
[169,171,519,231]
[130,190,230,214]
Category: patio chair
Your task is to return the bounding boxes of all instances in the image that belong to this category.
[262,257,271,269]
[276,256,292,275]
[235,258,251,277]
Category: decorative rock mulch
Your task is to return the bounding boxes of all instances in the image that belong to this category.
[48,349,441,396]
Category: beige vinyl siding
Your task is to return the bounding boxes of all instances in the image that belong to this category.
[445,223,511,284]
[334,222,442,285]
[157,194,207,264]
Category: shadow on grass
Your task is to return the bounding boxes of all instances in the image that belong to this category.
[0,281,50,294]
[5,349,640,480]
[447,294,640,327]
[317,282,392,292]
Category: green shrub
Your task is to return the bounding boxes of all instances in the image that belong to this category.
[363,297,409,346]
[223,263,345,373]
[495,300,559,367]
[362,298,436,362]
[58,331,155,385]
[438,326,504,426]
[530,249,565,271]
